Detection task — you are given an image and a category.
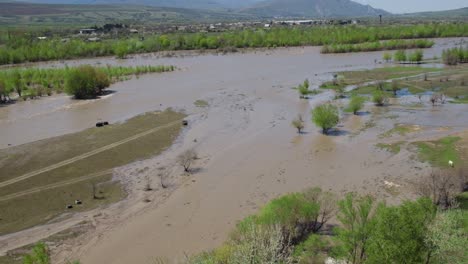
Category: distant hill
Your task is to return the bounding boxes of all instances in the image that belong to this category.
[243,0,389,18]
[402,7,468,19]
[0,2,252,25]
[16,0,225,9]
[6,0,266,9]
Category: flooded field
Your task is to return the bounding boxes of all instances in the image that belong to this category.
[0,38,467,264]
[0,38,464,148]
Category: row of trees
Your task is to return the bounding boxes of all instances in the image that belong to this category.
[1,23,467,64]
[0,65,175,102]
[442,46,468,65]
[321,39,434,54]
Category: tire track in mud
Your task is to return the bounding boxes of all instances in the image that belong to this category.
[0,170,113,202]
[0,119,183,189]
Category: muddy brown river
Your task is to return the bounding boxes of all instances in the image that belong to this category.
[1,38,468,264]
[0,38,464,148]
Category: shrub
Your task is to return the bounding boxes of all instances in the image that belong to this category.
[177,148,198,173]
[394,50,407,62]
[366,198,436,264]
[372,90,389,106]
[256,193,319,241]
[311,104,340,134]
[391,80,400,96]
[292,234,328,263]
[383,52,392,62]
[23,242,50,264]
[291,115,305,133]
[346,96,366,115]
[297,79,310,98]
[426,209,468,264]
[65,65,109,99]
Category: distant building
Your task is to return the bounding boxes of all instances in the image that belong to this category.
[37,36,47,40]
[79,29,96,35]
[264,24,271,28]
[129,29,139,33]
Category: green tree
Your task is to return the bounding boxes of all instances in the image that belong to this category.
[366,198,436,264]
[23,242,50,264]
[114,43,128,59]
[311,104,340,135]
[0,79,7,102]
[297,79,310,98]
[346,96,366,115]
[332,194,376,264]
[65,65,110,99]
[394,50,407,62]
[382,52,392,62]
[372,91,388,106]
[291,115,305,133]
[12,71,23,97]
[426,210,468,264]
[256,193,319,240]
[391,81,400,96]
[409,50,424,63]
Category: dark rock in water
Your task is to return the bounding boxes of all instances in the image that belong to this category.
[182,120,188,126]
[103,122,109,126]
[75,200,82,205]
[66,205,73,209]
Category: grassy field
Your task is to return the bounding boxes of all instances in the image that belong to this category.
[0,109,185,234]
[321,66,442,91]
[412,136,461,168]
[380,124,422,138]
[376,141,405,154]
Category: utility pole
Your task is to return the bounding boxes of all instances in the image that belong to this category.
[379,14,382,24]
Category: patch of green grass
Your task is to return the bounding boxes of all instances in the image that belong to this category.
[0,255,21,264]
[380,124,421,138]
[376,141,405,154]
[0,109,186,234]
[413,136,461,168]
[456,192,468,210]
[194,99,209,107]
[450,97,468,104]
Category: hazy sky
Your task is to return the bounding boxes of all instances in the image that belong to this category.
[353,0,468,13]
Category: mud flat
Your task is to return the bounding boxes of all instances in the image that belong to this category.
[0,38,467,263]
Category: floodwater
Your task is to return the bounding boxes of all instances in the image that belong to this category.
[0,38,464,148]
[1,38,468,264]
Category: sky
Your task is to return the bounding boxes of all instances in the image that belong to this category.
[353,0,468,13]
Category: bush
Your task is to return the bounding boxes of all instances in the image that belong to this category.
[311,104,340,134]
[372,90,389,106]
[23,242,50,264]
[366,198,436,264]
[297,79,310,98]
[346,96,366,115]
[65,65,110,99]
[256,193,319,241]
[394,50,407,62]
[383,52,392,62]
[291,115,305,133]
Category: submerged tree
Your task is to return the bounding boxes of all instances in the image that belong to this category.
[346,96,366,115]
[311,103,340,135]
[291,115,305,133]
[65,65,110,99]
